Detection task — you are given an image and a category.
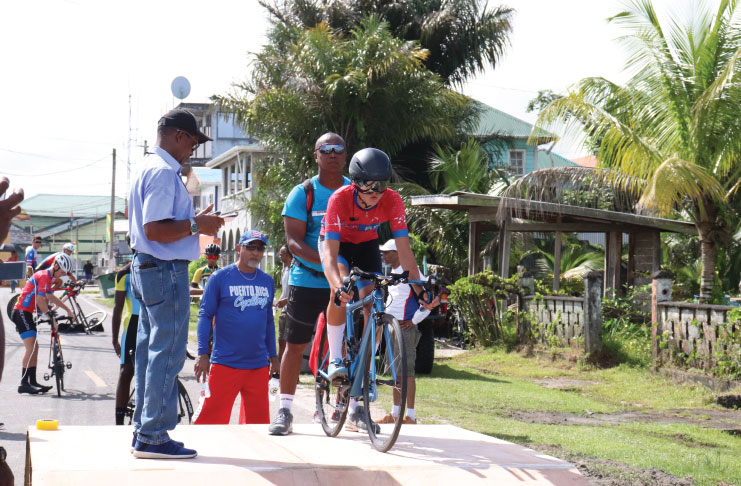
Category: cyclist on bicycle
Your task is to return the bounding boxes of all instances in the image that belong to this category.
[190,243,221,296]
[11,252,74,394]
[112,260,140,425]
[320,147,423,431]
[36,243,78,288]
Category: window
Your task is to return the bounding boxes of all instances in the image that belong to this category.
[509,150,525,175]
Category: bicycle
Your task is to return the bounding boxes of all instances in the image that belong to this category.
[123,350,194,425]
[6,282,106,333]
[35,313,73,397]
[314,267,437,452]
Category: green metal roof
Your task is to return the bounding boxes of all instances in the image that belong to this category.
[21,194,126,218]
[537,150,578,168]
[468,101,555,142]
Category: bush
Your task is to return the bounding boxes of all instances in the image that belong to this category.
[448,271,522,347]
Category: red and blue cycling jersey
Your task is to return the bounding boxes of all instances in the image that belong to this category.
[320,185,408,243]
[14,269,55,313]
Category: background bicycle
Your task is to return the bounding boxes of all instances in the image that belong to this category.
[34,313,73,397]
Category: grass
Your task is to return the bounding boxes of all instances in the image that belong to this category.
[414,348,738,486]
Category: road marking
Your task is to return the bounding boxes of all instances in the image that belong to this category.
[85,370,107,387]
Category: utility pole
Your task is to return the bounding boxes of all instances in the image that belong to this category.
[109,148,116,271]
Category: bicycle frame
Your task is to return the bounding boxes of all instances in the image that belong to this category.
[317,273,429,398]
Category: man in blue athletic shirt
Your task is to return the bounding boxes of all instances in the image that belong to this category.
[193,230,279,424]
[268,132,351,435]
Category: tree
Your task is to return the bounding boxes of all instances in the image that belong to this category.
[259,0,515,86]
[402,139,507,277]
[516,0,741,302]
[216,16,471,237]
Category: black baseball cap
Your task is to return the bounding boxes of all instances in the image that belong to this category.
[158,108,213,143]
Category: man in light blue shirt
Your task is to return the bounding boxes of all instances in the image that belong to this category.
[128,108,224,459]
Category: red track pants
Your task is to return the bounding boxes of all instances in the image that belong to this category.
[193,363,269,424]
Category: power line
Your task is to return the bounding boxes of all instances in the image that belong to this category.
[1,153,110,176]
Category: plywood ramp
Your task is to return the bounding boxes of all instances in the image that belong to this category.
[26,424,588,485]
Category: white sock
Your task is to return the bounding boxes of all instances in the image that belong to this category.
[406,408,415,420]
[349,398,360,412]
[280,394,294,411]
[327,323,346,362]
[391,405,400,417]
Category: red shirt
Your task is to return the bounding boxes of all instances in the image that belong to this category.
[321,185,409,243]
[15,269,55,313]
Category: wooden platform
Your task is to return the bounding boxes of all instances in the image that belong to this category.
[26,424,588,485]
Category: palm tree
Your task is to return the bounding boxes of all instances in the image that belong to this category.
[518,0,741,302]
[259,0,515,86]
[402,139,507,276]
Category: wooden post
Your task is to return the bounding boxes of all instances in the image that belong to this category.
[553,231,562,291]
[499,224,511,278]
[651,270,674,361]
[468,221,480,276]
[583,271,603,354]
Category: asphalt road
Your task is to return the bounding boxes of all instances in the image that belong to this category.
[0,286,317,483]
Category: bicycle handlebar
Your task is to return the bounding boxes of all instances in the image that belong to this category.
[334,267,441,307]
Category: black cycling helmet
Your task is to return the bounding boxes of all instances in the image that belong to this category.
[205,243,221,256]
[349,148,392,182]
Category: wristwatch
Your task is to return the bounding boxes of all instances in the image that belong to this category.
[189,217,198,235]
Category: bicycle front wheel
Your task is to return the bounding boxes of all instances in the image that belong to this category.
[52,338,64,397]
[83,310,107,332]
[314,323,348,436]
[363,313,407,452]
[177,379,193,424]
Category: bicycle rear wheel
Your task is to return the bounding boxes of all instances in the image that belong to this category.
[6,294,19,320]
[83,310,107,332]
[52,338,65,397]
[363,313,407,452]
[177,379,193,424]
[314,324,348,436]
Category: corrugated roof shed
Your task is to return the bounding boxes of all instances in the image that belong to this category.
[20,194,125,218]
[469,101,554,142]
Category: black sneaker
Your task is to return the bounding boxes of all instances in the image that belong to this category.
[31,383,53,393]
[345,406,380,434]
[268,408,293,435]
[18,383,41,395]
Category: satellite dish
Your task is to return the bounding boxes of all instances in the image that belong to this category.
[171,76,191,99]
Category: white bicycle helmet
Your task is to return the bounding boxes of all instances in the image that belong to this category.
[63,243,75,252]
[55,253,73,273]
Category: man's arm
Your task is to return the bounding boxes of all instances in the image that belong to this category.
[47,293,72,317]
[111,289,126,357]
[0,313,5,382]
[143,204,223,242]
[265,282,279,375]
[284,216,321,264]
[0,176,23,243]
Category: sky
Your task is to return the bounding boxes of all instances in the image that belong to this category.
[0,0,686,200]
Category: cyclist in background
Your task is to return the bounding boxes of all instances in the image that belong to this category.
[25,235,42,278]
[112,260,140,425]
[320,147,423,432]
[11,253,74,394]
[190,244,221,296]
[36,242,78,288]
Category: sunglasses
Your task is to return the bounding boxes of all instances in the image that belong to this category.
[316,144,345,155]
[242,244,266,252]
[205,255,219,260]
[178,130,200,152]
[354,180,388,194]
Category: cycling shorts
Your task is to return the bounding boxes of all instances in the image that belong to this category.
[319,238,382,289]
[120,314,139,366]
[12,310,37,340]
[285,286,329,344]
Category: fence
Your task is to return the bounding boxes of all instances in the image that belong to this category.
[521,271,603,354]
[652,272,740,372]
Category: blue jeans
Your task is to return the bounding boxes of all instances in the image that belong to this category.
[130,252,190,445]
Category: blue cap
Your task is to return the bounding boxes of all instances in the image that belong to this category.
[239,230,267,246]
